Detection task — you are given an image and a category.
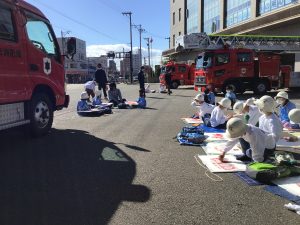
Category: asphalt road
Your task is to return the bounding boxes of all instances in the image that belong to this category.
[1,83,300,225]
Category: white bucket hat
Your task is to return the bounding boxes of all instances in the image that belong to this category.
[254,95,275,113]
[274,91,288,100]
[288,109,300,123]
[233,101,244,114]
[80,92,89,100]
[218,98,231,109]
[194,93,205,102]
[225,118,248,139]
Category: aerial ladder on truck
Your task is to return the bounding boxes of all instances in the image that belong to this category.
[175,33,300,94]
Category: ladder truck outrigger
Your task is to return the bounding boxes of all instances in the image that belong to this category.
[176,33,300,94]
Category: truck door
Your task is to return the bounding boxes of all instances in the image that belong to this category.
[0,5,27,104]
[177,65,187,85]
[236,52,254,78]
[24,11,64,100]
[213,52,231,88]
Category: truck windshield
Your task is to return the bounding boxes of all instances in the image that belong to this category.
[196,53,212,69]
[25,12,59,60]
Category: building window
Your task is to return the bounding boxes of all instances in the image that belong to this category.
[179,8,181,22]
[259,0,298,15]
[179,31,181,36]
[173,12,175,25]
[187,0,199,34]
[203,0,221,34]
[226,0,251,28]
[173,34,175,47]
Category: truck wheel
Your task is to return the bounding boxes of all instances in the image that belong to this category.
[171,81,179,89]
[29,93,53,137]
[254,81,268,95]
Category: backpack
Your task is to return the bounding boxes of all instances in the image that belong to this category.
[118,103,127,109]
[245,162,291,184]
[177,126,206,145]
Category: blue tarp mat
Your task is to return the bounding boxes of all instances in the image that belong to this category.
[198,125,225,133]
[264,185,300,204]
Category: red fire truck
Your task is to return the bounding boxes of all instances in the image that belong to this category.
[160,61,195,89]
[0,0,71,136]
[175,33,300,94]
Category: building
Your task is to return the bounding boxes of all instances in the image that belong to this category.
[87,55,108,79]
[165,0,300,71]
[120,52,142,78]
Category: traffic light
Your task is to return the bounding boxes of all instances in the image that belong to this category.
[107,51,115,58]
[67,37,76,59]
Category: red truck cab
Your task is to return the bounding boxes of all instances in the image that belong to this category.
[194,48,291,94]
[0,0,70,136]
[160,61,195,89]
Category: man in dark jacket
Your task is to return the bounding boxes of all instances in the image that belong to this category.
[138,66,145,91]
[165,67,172,95]
[94,63,108,99]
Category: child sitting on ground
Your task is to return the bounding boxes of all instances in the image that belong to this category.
[77,92,91,111]
[233,99,262,126]
[206,85,215,105]
[219,118,276,163]
[205,98,232,129]
[225,85,236,108]
[108,82,126,107]
[92,90,102,106]
[145,83,156,93]
[274,91,296,128]
[284,109,300,142]
[234,95,282,161]
[191,93,215,122]
[137,89,147,108]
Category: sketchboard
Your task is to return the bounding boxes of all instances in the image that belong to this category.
[204,133,227,143]
[181,118,202,124]
[202,142,243,156]
[272,176,300,197]
[197,154,246,173]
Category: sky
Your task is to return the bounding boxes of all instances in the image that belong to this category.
[25,0,170,66]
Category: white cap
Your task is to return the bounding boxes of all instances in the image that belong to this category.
[194,93,205,102]
[274,91,289,100]
[254,95,275,113]
[288,109,300,123]
[225,118,248,139]
[218,98,231,109]
[81,92,89,100]
[245,98,256,106]
[95,90,101,97]
[233,101,244,114]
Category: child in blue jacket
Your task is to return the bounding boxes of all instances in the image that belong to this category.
[137,89,147,108]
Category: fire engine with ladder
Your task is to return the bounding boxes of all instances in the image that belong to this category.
[176,33,300,94]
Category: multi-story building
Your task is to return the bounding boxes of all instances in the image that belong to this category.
[120,52,142,78]
[164,0,300,70]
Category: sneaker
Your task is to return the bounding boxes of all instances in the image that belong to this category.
[236,155,251,162]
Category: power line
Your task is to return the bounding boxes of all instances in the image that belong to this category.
[31,0,123,42]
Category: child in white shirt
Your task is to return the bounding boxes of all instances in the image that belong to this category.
[206,98,232,129]
[191,93,215,121]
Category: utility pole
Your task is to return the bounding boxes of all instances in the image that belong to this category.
[144,37,150,68]
[122,12,133,84]
[133,24,145,69]
[165,37,170,49]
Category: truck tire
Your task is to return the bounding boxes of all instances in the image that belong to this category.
[29,93,53,137]
[171,81,179,89]
[253,80,268,95]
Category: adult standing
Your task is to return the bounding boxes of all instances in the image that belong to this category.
[94,63,108,99]
[138,66,145,92]
[165,67,172,95]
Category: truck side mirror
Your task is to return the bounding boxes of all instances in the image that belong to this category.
[66,37,76,59]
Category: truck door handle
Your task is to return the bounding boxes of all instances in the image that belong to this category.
[29,64,39,71]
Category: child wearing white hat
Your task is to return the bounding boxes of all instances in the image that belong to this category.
[77,92,92,111]
[284,109,300,141]
[191,93,215,120]
[274,91,296,127]
[206,98,232,129]
[219,118,276,162]
[242,98,262,127]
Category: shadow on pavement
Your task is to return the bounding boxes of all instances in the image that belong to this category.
[0,128,151,225]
